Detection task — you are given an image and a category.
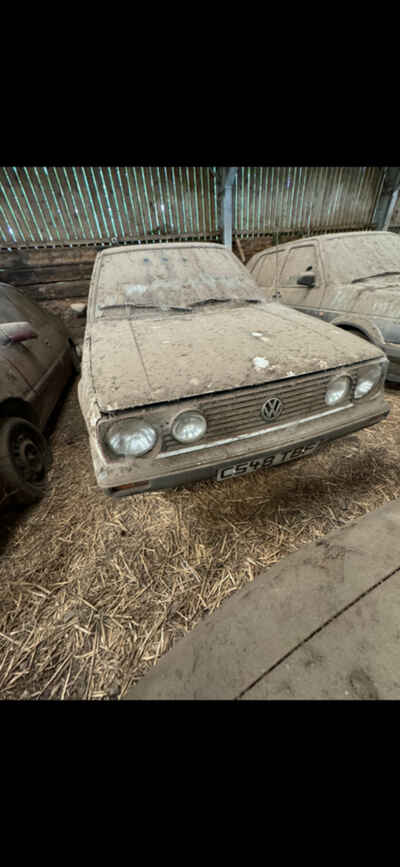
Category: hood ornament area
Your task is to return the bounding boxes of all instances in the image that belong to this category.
[261,397,283,421]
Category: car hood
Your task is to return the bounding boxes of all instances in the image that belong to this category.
[89,302,381,412]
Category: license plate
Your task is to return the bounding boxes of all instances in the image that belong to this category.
[216,441,320,481]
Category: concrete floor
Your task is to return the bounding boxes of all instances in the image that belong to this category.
[125,499,400,700]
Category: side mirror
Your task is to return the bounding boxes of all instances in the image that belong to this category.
[296,272,315,288]
[0,322,38,344]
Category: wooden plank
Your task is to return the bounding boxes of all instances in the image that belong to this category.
[23,280,90,301]
[0,262,94,286]
[0,247,99,268]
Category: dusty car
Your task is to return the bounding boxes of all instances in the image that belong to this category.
[247,230,400,383]
[78,242,389,498]
[0,281,80,504]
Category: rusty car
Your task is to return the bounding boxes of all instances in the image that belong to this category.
[0,281,80,504]
[247,230,400,383]
[77,241,389,498]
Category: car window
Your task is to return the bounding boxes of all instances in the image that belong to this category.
[0,284,46,326]
[252,252,276,287]
[322,232,400,285]
[94,245,264,317]
[278,245,319,288]
[0,287,21,323]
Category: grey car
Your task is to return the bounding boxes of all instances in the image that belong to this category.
[0,281,80,503]
[247,230,400,383]
[78,242,389,498]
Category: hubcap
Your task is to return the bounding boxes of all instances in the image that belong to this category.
[11,430,45,483]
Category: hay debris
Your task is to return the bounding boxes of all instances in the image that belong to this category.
[1,381,400,699]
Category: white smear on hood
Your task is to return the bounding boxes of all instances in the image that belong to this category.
[252,356,269,371]
[124,283,148,297]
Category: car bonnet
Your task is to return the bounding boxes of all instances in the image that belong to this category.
[88,303,382,413]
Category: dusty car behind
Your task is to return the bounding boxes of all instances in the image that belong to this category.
[78,242,389,498]
[247,230,400,382]
[0,281,80,503]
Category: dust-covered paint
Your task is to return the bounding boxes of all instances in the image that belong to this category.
[247,230,400,382]
[77,242,389,495]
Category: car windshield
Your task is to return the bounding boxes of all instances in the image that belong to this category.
[94,245,264,318]
[322,233,400,286]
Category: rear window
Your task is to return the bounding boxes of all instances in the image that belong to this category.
[322,233,400,285]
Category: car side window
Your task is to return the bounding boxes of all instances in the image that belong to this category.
[278,245,319,288]
[1,285,46,326]
[0,289,21,323]
[252,252,276,287]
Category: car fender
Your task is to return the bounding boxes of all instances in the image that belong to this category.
[330,316,385,348]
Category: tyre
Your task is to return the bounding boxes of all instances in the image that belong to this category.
[0,417,52,505]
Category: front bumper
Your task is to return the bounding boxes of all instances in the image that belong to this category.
[87,392,389,497]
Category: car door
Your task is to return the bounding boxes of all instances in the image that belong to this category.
[276,243,324,317]
[0,286,45,387]
[0,283,65,421]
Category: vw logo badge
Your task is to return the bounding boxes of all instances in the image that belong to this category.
[262,397,283,421]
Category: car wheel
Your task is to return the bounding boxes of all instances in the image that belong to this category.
[0,417,52,505]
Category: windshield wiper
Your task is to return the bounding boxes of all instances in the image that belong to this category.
[351,271,400,284]
[188,297,262,308]
[98,303,192,313]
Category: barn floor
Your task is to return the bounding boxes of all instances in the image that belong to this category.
[1,369,400,699]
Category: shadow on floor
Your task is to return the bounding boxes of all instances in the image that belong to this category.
[0,375,76,557]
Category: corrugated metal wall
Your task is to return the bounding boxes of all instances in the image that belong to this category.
[233,167,385,237]
[0,167,218,248]
[0,166,389,250]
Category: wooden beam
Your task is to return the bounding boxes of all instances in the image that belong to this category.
[22,280,90,301]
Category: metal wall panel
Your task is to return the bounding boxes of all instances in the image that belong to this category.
[0,166,219,249]
[0,166,386,250]
[233,166,384,237]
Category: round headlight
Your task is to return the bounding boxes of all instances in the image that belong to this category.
[172,411,207,443]
[354,365,382,399]
[325,375,352,407]
[105,420,157,456]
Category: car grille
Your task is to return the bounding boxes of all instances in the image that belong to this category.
[161,369,337,453]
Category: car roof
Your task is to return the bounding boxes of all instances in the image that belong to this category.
[96,241,224,260]
[249,231,391,261]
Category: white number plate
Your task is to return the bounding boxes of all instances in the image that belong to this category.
[216,441,320,481]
